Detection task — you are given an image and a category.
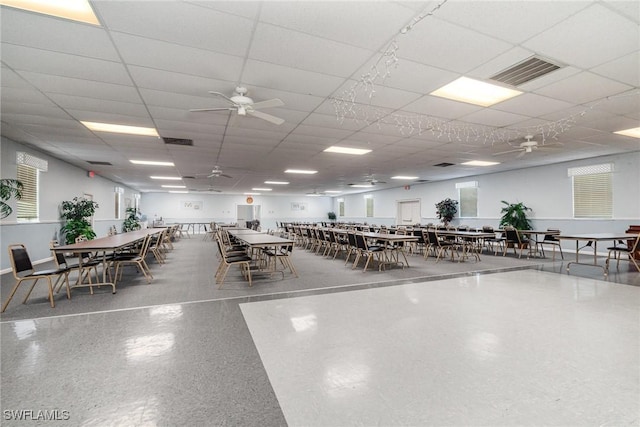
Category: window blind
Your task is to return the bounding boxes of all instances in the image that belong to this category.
[459,187,478,218]
[16,164,38,220]
[366,198,374,217]
[573,173,612,218]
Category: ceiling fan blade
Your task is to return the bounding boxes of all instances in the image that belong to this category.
[189,107,234,112]
[220,173,233,179]
[494,148,524,156]
[516,150,527,158]
[247,110,284,125]
[207,91,236,104]
[251,98,285,110]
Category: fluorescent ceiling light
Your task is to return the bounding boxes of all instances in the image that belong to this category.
[81,121,159,137]
[430,77,522,107]
[252,188,272,191]
[130,160,175,167]
[350,184,374,188]
[285,169,317,174]
[614,127,640,139]
[324,190,342,193]
[161,185,186,188]
[264,181,289,185]
[391,176,418,180]
[323,146,372,155]
[168,191,188,194]
[306,194,320,197]
[0,0,100,25]
[461,160,500,166]
[150,176,182,180]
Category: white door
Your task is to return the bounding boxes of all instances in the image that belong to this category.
[397,200,420,226]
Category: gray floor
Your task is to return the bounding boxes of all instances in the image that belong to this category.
[1,236,639,426]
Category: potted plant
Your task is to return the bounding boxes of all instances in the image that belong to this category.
[122,207,141,232]
[499,200,532,230]
[0,179,23,219]
[60,197,99,244]
[435,198,458,226]
[327,211,337,221]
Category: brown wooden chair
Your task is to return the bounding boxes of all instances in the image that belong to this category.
[2,244,71,312]
[112,234,154,285]
[503,227,530,258]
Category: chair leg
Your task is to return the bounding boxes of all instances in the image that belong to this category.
[1,279,25,313]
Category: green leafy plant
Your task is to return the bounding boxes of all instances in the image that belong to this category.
[327,211,337,220]
[499,200,532,230]
[435,198,458,225]
[60,197,99,244]
[0,179,23,219]
[122,207,141,232]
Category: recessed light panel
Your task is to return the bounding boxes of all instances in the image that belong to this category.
[252,188,272,191]
[391,176,418,180]
[323,146,372,155]
[285,169,317,174]
[614,127,640,139]
[264,181,289,185]
[161,185,186,188]
[461,160,500,166]
[150,176,182,180]
[81,121,159,137]
[0,0,100,25]
[130,160,175,166]
[430,77,522,107]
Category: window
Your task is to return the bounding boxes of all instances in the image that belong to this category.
[456,181,478,218]
[16,164,38,220]
[365,196,374,217]
[338,200,344,217]
[568,164,613,218]
[15,152,47,221]
[114,187,124,219]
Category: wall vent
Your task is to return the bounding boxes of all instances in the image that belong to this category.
[86,160,112,165]
[162,137,193,146]
[490,56,561,87]
[434,162,455,167]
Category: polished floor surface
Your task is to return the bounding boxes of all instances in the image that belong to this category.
[1,238,639,426]
[242,270,639,426]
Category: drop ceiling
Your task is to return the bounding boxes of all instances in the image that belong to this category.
[1,1,638,195]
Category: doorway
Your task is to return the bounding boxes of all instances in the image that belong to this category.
[236,204,261,229]
[396,199,421,226]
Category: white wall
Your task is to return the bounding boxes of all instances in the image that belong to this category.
[2,132,639,269]
[1,137,138,270]
[141,192,333,230]
[333,152,640,236]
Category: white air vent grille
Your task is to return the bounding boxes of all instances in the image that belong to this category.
[490,56,561,86]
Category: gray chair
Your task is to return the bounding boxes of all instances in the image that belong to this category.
[606,234,640,273]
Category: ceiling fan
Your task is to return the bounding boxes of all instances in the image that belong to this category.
[188,187,222,193]
[494,135,559,158]
[349,174,387,187]
[189,86,285,125]
[207,166,232,179]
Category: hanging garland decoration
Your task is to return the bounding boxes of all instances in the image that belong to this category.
[331,0,634,146]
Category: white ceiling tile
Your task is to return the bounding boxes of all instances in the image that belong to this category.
[461,108,531,128]
[534,71,633,104]
[249,24,374,77]
[397,18,513,73]
[493,93,574,118]
[591,51,640,88]
[0,7,120,60]
[402,95,482,119]
[94,1,255,55]
[258,2,414,50]
[2,44,132,85]
[523,4,639,69]
[110,33,244,82]
[242,59,345,97]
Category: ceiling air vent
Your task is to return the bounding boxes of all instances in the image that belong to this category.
[162,137,193,146]
[490,56,561,87]
[434,162,455,167]
[86,160,112,165]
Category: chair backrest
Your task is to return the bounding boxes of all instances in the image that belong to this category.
[346,232,357,249]
[544,228,560,241]
[427,231,440,247]
[504,227,520,243]
[354,233,368,251]
[482,225,494,232]
[50,240,68,268]
[9,244,34,277]
[629,233,640,252]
